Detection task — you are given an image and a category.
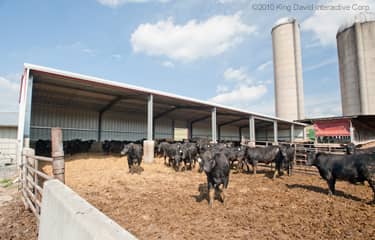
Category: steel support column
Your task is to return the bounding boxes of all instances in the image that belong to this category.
[273,120,278,144]
[172,119,175,140]
[147,94,153,140]
[188,121,193,139]
[24,75,33,142]
[350,120,355,143]
[211,107,217,143]
[291,124,295,143]
[249,115,255,144]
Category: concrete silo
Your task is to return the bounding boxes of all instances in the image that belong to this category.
[272,17,304,121]
[337,14,375,116]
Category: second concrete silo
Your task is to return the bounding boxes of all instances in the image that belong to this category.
[272,17,304,121]
[337,13,375,116]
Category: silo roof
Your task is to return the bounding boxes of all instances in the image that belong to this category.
[271,17,296,32]
[337,12,375,34]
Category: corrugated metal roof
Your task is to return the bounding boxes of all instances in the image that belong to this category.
[0,112,18,127]
[25,63,306,126]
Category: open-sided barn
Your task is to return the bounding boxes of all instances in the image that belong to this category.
[17,63,306,163]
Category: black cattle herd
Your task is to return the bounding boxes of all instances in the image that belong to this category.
[32,138,375,206]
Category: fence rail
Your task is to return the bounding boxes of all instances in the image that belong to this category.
[21,128,65,222]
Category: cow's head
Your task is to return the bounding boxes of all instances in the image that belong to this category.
[203,153,216,173]
[121,143,132,156]
[345,143,357,155]
[306,151,317,166]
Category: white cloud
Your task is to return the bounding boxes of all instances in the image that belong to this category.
[216,84,229,93]
[210,67,268,112]
[210,84,267,105]
[256,60,272,71]
[97,0,170,7]
[301,0,375,46]
[131,13,256,61]
[224,67,250,82]
[0,74,20,112]
[161,61,174,68]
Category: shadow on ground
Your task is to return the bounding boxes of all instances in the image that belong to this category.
[286,183,365,202]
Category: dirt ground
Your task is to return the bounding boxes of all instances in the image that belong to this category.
[0,183,37,240]
[40,154,375,240]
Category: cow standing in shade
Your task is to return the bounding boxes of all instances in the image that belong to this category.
[121,143,143,174]
[307,151,375,203]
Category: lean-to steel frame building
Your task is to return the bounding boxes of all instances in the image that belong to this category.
[17,64,306,163]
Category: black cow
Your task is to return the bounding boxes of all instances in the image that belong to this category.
[345,143,375,155]
[222,147,246,170]
[244,146,284,178]
[196,139,212,154]
[307,151,375,202]
[157,142,171,165]
[35,140,51,157]
[198,149,230,207]
[181,142,199,170]
[121,143,143,174]
[279,144,295,176]
[166,143,183,171]
[103,140,124,154]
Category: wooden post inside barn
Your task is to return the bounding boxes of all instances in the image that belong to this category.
[51,128,65,183]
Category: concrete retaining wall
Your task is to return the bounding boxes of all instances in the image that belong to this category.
[39,179,137,240]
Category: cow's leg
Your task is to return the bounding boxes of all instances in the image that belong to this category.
[327,178,336,195]
[273,169,278,179]
[208,185,214,208]
[128,158,132,173]
[273,159,281,179]
[368,177,375,203]
[252,160,257,175]
[222,178,229,206]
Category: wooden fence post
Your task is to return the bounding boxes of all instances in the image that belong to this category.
[51,128,65,183]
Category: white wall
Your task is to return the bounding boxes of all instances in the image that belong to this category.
[0,127,17,165]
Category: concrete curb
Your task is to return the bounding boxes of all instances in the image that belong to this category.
[39,179,137,240]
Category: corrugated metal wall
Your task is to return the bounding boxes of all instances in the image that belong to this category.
[101,111,146,141]
[192,122,211,139]
[220,125,240,141]
[155,118,173,140]
[0,127,17,165]
[31,104,180,141]
[31,104,98,140]
[240,126,303,142]
[30,103,304,143]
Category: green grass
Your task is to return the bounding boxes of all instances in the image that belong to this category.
[0,178,13,188]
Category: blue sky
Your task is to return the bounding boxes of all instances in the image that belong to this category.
[1,0,373,118]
